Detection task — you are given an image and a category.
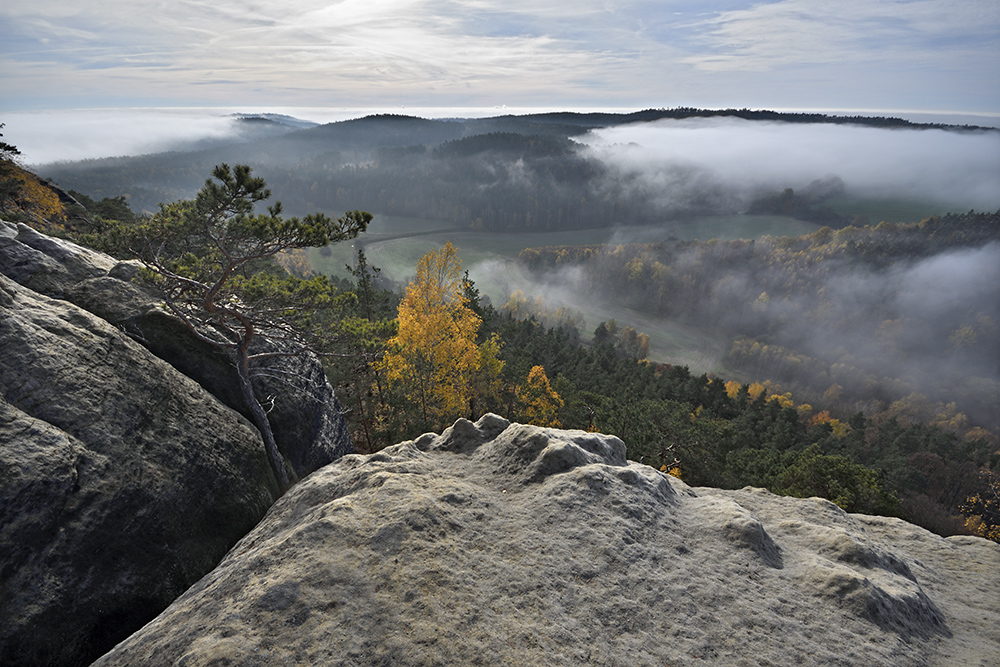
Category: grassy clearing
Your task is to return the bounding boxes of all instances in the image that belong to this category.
[653,214,820,240]
[359,214,459,235]
[308,214,462,278]
[308,243,356,278]
[309,213,817,280]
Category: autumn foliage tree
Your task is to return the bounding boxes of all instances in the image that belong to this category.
[515,365,564,427]
[0,125,65,226]
[961,470,1000,543]
[380,242,503,430]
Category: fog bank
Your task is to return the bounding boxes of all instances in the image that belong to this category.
[580,118,1000,211]
[5,109,247,164]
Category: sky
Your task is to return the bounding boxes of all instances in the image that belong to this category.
[2,0,999,114]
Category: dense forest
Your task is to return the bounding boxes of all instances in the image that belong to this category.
[517,211,1000,436]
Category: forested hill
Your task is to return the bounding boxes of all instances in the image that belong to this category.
[235,108,1000,155]
[513,107,999,132]
[517,210,1000,435]
[38,108,995,225]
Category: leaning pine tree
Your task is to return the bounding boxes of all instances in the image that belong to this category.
[106,164,370,493]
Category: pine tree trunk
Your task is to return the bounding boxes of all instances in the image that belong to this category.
[236,346,295,494]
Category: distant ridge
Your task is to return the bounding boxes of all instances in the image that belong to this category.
[229,112,319,129]
[38,105,998,216]
[512,107,999,132]
[287,108,999,140]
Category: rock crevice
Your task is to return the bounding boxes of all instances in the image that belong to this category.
[0,221,353,667]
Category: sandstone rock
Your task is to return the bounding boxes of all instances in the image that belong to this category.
[103,303,353,476]
[0,220,15,238]
[0,221,352,478]
[0,223,355,665]
[92,416,1000,667]
[0,275,279,666]
[0,222,115,298]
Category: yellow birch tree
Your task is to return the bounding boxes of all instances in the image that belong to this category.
[380,242,503,428]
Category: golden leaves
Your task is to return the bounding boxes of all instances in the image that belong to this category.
[515,365,564,428]
[380,242,503,427]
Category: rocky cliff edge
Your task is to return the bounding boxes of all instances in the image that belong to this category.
[0,220,352,667]
[94,415,1000,667]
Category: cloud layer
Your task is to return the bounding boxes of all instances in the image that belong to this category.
[581,118,1000,210]
[2,0,998,112]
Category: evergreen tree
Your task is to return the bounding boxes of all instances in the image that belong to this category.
[105,163,370,492]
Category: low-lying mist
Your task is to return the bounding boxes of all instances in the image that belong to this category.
[471,226,1000,429]
[749,240,999,376]
[7,109,249,164]
[579,118,1000,212]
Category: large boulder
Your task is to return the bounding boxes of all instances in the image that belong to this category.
[0,221,353,666]
[0,274,277,667]
[0,222,116,298]
[0,220,352,477]
[93,416,1000,667]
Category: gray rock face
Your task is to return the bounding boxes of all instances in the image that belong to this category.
[0,274,277,667]
[0,222,353,666]
[0,220,352,477]
[111,307,352,476]
[92,416,1000,667]
[0,222,116,298]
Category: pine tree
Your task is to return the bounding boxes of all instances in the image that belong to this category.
[107,163,370,492]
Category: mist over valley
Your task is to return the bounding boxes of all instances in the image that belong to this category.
[34,108,1000,219]
[32,108,1000,440]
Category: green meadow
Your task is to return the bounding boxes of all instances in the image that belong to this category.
[824,196,956,224]
[310,213,820,282]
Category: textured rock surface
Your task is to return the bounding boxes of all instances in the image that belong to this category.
[0,222,353,666]
[0,274,277,667]
[0,221,116,298]
[0,220,352,477]
[93,416,1000,667]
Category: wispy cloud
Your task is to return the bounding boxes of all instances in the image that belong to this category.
[683,0,1000,71]
[1,0,998,111]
